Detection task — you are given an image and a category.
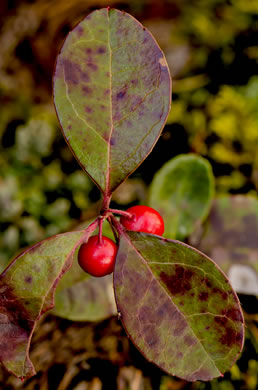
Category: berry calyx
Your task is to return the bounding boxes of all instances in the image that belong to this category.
[78,235,117,277]
[120,205,165,235]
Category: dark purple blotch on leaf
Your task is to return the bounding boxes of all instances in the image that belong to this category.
[199,292,209,301]
[24,276,33,284]
[82,86,92,95]
[110,137,116,146]
[76,26,84,36]
[160,265,194,295]
[143,325,159,348]
[173,321,187,337]
[116,90,126,99]
[0,283,33,361]
[62,59,80,85]
[87,63,98,71]
[85,106,93,113]
[98,47,106,54]
[220,327,242,348]
[222,307,243,322]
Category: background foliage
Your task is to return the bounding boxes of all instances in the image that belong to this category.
[0,0,257,389]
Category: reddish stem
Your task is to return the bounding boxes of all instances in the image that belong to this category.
[98,217,103,245]
[109,208,134,219]
[101,194,111,214]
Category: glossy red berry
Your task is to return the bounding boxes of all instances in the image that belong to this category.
[78,235,117,277]
[120,205,165,235]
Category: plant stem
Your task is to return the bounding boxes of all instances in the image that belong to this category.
[108,208,133,219]
[98,217,103,245]
[101,193,111,214]
[82,218,99,240]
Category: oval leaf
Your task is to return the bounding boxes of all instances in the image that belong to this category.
[53,259,116,321]
[190,195,258,295]
[54,8,171,194]
[148,154,214,240]
[114,231,244,381]
[0,231,84,379]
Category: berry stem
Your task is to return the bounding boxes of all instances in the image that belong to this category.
[109,208,134,219]
[98,217,103,245]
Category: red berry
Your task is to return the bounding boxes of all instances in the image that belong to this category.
[120,205,164,235]
[78,235,117,277]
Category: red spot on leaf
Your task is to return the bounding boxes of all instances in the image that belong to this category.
[85,106,93,113]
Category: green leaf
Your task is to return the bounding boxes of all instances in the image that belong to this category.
[0,231,84,379]
[54,8,171,194]
[148,154,214,240]
[190,195,258,295]
[53,257,116,321]
[114,231,244,381]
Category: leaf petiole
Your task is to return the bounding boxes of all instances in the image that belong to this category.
[109,208,134,220]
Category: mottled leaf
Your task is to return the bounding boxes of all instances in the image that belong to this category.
[190,195,258,295]
[148,154,214,240]
[114,231,244,381]
[53,257,116,321]
[54,8,171,194]
[0,231,84,379]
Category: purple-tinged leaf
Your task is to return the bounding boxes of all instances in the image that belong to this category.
[114,231,244,381]
[0,231,84,379]
[190,195,258,296]
[53,8,171,194]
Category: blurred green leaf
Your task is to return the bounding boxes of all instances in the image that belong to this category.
[149,154,214,240]
[53,257,116,321]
